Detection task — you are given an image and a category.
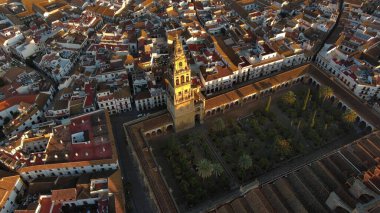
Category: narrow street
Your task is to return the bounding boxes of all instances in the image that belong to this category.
[110,110,160,213]
[111,112,153,213]
[312,0,344,60]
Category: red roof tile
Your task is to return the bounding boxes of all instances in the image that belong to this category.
[0,95,37,111]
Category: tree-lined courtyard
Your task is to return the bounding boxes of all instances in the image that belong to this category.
[152,84,364,209]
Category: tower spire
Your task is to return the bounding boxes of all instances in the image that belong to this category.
[173,36,188,73]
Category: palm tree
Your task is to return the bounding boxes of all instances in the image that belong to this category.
[265,96,272,112]
[197,159,214,180]
[212,118,225,132]
[320,86,333,102]
[310,110,317,128]
[281,91,297,106]
[342,110,357,124]
[274,137,292,157]
[239,153,252,182]
[235,132,247,147]
[302,89,311,111]
[213,163,224,177]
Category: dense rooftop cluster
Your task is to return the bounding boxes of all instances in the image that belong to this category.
[0,0,378,212]
[0,109,122,212]
[316,0,380,102]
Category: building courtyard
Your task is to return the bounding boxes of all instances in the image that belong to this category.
[148,81,368,210]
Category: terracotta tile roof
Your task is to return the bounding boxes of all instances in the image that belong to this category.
[17,110,118,173]
[0,175,21,209]
[205,90,241,110]
[38,197,52,213]
[108,169,126,213]
[51,188,76,201]
[141,113,173,132]
[205,64,309,110]
[211,36,240,71]
[202,66,234,82]
[2,67,32,82]
[114,86,131,99]
[134,90,151,100]
[0,94,37,112]
[35,93,50,110]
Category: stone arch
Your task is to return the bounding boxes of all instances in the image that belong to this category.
[206,111,211,116]
[359,121,367,129]
[146,133,151,138]
[157,129,162,135]
[166,125,173,132]
[152,131,156,136]
[342,105,347,111]
[195,114,201,124]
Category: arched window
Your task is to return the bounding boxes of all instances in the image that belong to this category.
[186,76,189,82]
[181,75,184,83]
[176,79,179,85]
[179,62,183,67]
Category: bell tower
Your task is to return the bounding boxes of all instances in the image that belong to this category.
[167,36,195,131]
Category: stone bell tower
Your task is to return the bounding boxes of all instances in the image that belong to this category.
[166,36,195,132]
